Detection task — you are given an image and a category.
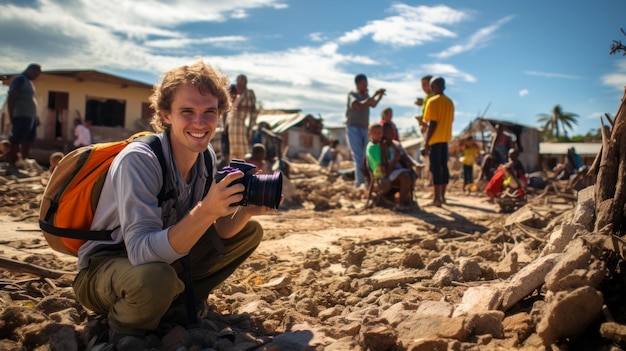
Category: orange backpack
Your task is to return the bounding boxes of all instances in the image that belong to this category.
[39,132,170,256]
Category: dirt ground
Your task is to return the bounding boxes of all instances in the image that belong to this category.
[0,160,612,350]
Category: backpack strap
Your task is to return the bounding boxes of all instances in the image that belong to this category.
[133,135,173,206]
[39,221,116,240]
[136,134,214,203]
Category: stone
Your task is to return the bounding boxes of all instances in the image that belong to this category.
[536,286,604,346]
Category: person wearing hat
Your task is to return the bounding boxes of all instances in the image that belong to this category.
[422,76,454,207]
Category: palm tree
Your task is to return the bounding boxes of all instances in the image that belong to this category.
[537,105,579,139]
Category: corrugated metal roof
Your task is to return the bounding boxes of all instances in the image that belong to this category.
[256,112,322,134]
[539,142,601,155]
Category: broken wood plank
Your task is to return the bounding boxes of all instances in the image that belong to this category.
[0,257,74,279]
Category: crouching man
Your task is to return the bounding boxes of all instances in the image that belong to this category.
[73,60,280,343]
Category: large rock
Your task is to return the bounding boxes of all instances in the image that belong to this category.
[500,253,560,311]
[536,286,604,346]
[545,238,605,292]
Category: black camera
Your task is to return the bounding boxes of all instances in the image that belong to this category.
[215,159,283,209]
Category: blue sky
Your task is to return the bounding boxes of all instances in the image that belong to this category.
[1,0,625,138]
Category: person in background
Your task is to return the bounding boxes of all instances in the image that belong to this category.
[73,61,280,346]
[366,123,413,211]
[7,63,41,172]
[380,123,417,210]
[345,73,385,189]
[365,123,386,180]
[380,107,399,141]
[41,151,65,186]
[490,124,514,166]
[251,122,282,165]
[219,84,237,167]
[415,74,433,136]
[318,139,341,172]
[73,117,92,148]
[245,143,267,174]
[422,76,454,207]
[485,148,528,201]
[228,74,257,161]
[460,135,479,193]
[478,151,497,182]
[557,147,583,180]
[500,163,523,198]
[49,151,64,172]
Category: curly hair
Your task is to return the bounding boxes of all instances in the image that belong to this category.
[149,60,232,133]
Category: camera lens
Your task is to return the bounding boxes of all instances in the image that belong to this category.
[245,171,283,210]
[216,160,283,209]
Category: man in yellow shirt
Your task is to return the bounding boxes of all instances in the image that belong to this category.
[423,76,454,207]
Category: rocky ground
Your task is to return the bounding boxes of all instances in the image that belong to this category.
[0,160,625,351]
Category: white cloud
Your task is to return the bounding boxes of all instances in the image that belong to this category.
[309,32,326,42]
[0,0,286,73]
[519,89,529,97]
[433,15,515,59]
[421,63,476,84]
[0,1,480,136]
[524,71,584,80]
[71,0,286,28]
[336,4,467,47]
[146,36,248,49]
[587,112,607,120]
[230,9,249,19]
[602,59,626,90]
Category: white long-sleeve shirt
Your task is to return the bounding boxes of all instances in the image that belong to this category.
[76,133,216,270]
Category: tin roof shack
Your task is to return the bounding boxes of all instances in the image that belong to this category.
[1,69,152,164]
[539,142,601,171]
[460,118,541,173]
[256,110,324,160]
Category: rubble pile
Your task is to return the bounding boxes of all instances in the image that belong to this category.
[1,161,625,350]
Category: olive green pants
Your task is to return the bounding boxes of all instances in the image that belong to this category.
[73,220,263,335]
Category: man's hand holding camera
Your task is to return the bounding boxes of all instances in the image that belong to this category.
[206,170,247,218]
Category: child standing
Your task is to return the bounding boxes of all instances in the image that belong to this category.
[366,123,386,180]
[380,107,399,141]
[460,135,479,192]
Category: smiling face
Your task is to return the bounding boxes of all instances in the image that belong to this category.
[162,83,219,165]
